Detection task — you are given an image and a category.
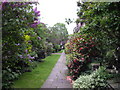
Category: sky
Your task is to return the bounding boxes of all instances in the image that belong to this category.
[37,0,79,34]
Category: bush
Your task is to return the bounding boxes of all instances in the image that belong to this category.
[65,34,99,80]
[73,66,110,88]
[54,45,61,52]
[2,2,68,88]
[66,54,73,65]
[65,42,72,54]
[45,42,53,56]
[2,2,42,88]
[76,2,120,72]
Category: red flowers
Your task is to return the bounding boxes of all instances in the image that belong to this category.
[66,34,98,80]
[74,59,77,63]
[84,42,87,44]
[79,47,83,50]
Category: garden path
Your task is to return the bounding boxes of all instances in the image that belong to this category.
[41,51,72,88]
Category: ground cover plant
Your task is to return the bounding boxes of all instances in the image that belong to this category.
[73,66,111,88]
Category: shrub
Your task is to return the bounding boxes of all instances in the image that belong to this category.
[45,42,53,56]
[65,34,99,80]
[76,2,120,72]
[73,66,110,88]
[2,2,41,88]
[65,42,72,54]
[54,45,61,52]
[66,54,73,65]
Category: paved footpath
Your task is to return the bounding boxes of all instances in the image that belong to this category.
[41,52,72,88]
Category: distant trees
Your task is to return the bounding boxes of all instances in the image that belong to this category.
[47,23,68,52]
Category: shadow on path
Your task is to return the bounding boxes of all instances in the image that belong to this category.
[41,52,72,88]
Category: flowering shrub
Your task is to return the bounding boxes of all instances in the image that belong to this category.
[30,7,40,28]
[65,42,72,54]
[65,34,99,80]
[2,1,68,88]
[2,2,42,88]
[76,2,120,72]
[67,59,84,80]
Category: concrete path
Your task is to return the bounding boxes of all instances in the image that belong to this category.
[41,52,72,88]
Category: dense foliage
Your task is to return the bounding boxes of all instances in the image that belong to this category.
[76,2,120,70]
[2,2,68,88]
[73,66,110,88]
[47,23,68,52]
[65,1,120,88]
[65,34,99,80]
[2,2,39,88]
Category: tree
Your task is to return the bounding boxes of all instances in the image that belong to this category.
[47,23,68,51]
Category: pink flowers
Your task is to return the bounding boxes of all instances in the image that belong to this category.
[67,76,73,83]
[81,58,85,61]
[80,38,83,40]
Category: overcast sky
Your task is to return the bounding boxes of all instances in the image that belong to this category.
[37,0,79,34]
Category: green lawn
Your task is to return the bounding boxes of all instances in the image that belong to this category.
[12,54,60,88]
[57,50,64,53]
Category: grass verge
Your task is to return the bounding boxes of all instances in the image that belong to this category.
[12,54,61,88]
